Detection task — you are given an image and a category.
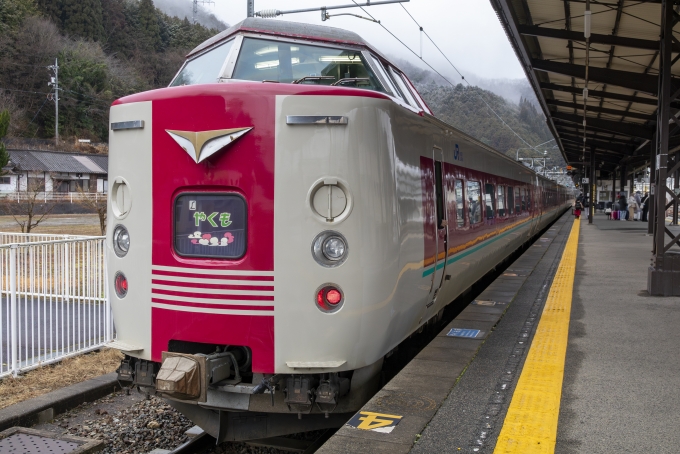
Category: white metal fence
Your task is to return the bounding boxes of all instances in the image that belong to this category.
[0,234,111,378]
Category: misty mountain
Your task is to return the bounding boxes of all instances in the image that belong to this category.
[393,58,539,108]
[153,0,228,31]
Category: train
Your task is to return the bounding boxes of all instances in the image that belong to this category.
[106,18,572,442]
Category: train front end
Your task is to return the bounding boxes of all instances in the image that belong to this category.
[106,18,415,441]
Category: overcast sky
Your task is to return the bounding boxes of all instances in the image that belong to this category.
[204,0,526,81]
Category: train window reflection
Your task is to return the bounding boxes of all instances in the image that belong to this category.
[484,183,495,219]
[467,181,482,225]
[497,186,506,217]
[514,187,521,213]
[521,188,527,211]
[455,180,465,228]
[508,186,514,215]
[170,40,234,86]
[232,38,385,92]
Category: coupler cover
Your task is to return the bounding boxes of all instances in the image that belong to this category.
[156,352,205,400]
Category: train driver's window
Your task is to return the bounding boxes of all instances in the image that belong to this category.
[484,183,495,219]
[170,40,234,86]
[507,186,514,215]
[521,188,527,211]
[467,181,482,225]
[497,186,506,217]
[232,38,385,92]
[514,187,521,213]
[455,180,465,228]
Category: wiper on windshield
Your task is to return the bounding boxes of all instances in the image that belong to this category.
[293,76,336,84]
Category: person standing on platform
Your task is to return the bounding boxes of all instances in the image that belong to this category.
[574,199,583,219]
[641,192,650,222]
[628,193,638,221]
[619,192,628,221]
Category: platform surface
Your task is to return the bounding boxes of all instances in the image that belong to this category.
[321,212,680,454]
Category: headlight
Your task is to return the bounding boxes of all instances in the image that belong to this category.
[113,225,130,257]
[322,236,346,261]
[312,231,348,267]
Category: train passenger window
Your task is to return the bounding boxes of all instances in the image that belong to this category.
[521,188,527,211]
[508,186,514,215]
[527,188,532,210]
[174,193,247,259]
[467,181,482,225]
[497,186,506,217]
[455,180,465,228]
[231,38,385,92]
[514,187,521,213]
[484,184,495,219]
[435,162,445,229]
[170,40,234,86]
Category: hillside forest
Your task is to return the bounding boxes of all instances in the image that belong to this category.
[0,0,561,165]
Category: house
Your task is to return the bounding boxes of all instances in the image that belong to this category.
[2,149,108,195]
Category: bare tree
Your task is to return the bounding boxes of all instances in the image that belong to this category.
[0,177,55,233]
[75,185,106,235]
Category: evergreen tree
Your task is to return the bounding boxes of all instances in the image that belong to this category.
[35,0,62,27]
[60,0,104,41]
[0,111,11,172]
[138,0,161,51]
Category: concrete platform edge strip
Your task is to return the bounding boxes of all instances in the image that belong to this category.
[493,219,580,453]
[0,372,119,432]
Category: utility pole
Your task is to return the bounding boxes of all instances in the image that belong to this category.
[48,58,59,146]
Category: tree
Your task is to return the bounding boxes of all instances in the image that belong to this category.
[75,185,106,235]
[0,110,11,171]
[138,0,161,51]
[60,0,104,42]
[0,177,55,233]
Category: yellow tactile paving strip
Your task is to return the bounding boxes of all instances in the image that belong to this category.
[493,218,580,454]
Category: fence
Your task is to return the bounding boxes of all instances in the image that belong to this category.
[0,233,92,245]
[0,234,111,378]
[0,192,107,204]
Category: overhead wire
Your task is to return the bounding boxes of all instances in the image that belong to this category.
[357,1,549,153]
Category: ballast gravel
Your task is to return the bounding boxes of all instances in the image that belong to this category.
[38,391,305,453]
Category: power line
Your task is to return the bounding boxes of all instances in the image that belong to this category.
[390,2,548,153]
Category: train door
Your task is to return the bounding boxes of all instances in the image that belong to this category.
[426,147,448,313]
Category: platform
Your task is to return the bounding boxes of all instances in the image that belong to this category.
[319,211,680,453]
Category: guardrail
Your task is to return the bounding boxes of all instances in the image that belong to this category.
[0,235,111,378]
[0,233,94,244]
[0,192,107,203]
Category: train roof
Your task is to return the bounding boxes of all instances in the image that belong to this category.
[188,18,389,62]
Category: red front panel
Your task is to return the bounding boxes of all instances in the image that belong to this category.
[149,85,275,372]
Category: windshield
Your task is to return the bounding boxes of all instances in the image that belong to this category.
[170,40,234,87]
[231,38,385,92]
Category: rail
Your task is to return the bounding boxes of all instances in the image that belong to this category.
[0,235,111,378]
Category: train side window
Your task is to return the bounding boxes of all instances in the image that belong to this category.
[484,183,495,219]
[497,186,506,217]
[467,181,482,225]
[508,186,514,215]
[435,161,445,229]
[527,188,532,210]
[514,187,521,213]
[455,180,465,228]
[388,66,419,107]
[521,188,527,211]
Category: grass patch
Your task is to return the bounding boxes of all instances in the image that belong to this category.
[0,348,123,411]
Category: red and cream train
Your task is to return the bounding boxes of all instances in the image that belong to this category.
[107,18,571,441]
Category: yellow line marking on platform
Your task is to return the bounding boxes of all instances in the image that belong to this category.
[493,218,580,454]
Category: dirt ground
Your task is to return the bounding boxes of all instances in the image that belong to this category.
[0,348,123,410]
[0,214,103,236]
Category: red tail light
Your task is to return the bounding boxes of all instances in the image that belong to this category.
[114,272,128,298]
[315,285,344,312]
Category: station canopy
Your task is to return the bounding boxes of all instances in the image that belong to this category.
[493,0,678,173]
